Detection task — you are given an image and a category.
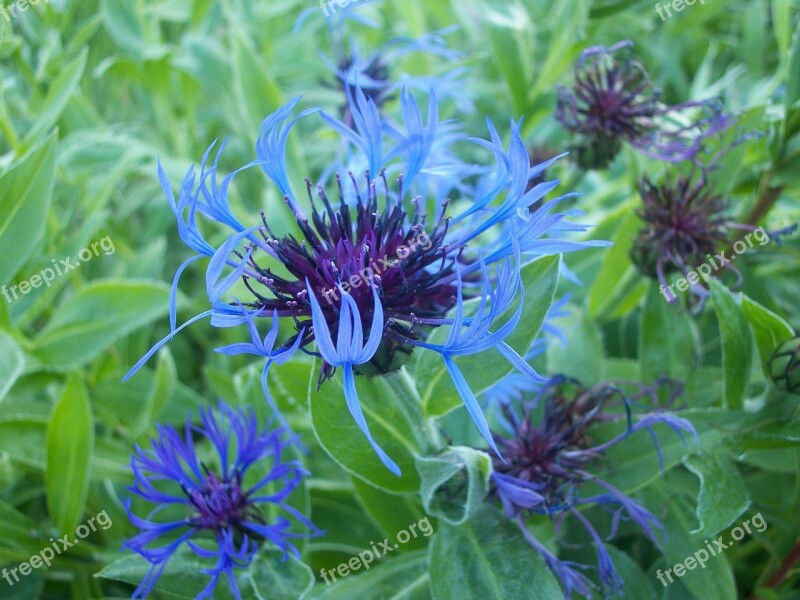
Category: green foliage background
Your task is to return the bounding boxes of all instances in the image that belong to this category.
[1,0,800,598]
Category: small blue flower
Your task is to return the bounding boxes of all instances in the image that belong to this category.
[320,26,471,122]
[123,401,320,599]
[486,378,698,598]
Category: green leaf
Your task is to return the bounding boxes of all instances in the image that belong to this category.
[0,132,57,284]
[546,309,604,385]
[309,367,424,493]
[0,573,43,600]
[773,0,792,60]
[415,446,492,526]
[741,295,794,379]
[483,6,531,116]
[682,452,749,537]
[46,373,94,534]
[308,550,429,600]
[131,347,176,437]
[413,256,560,418]
[23,50,87,146]
[352,478,429,552]
[32,279,170,369]
[639,284,698,382]
[429,505,563,599]
[0,420,46,469]
[246,550,315,600]
[101,0,144,57]
[644,485,737,600]
[98,550,226,600]
[0,499,46,553]
[588,209,648,320]
[709,280,753,410]
[0,332,24,403]
[99,546,312,600]
[601,408,747,493]
[731,416,800,449]
[232,33,282,131]
[605,546,657,600]
[785,22,800,115]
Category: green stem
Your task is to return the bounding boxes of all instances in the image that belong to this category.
[394,367,442,455]
[745,170,784,227]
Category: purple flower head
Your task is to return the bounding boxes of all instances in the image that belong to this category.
[124,87,608,476]
[486,378,698,598]
[631,174,732,300]
[123,401,320,599]
[629,170,794,309]
[555,41,732,168]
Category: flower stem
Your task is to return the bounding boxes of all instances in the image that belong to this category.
[745,171,784,227]
[749,538,800,598]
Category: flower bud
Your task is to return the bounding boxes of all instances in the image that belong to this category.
[769,337,800,394]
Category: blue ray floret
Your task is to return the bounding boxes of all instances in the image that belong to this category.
[123,401,320,599]
[125,85,608,475]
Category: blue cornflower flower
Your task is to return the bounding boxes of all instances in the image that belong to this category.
[123,401,320,599]
[125,86,607,475]
[556,41,733,168]
[321,26,470,124]
[486,378,698,598]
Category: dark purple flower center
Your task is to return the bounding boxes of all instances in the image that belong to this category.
[338,56,391,106]
[241,171,461,375]
[492,385,609,503]
[187,472,251,531]
[631,176,730,278]
[572,58,656,141]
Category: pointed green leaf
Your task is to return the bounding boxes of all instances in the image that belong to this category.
[308,550,429,600]
[741,295,794,378]
[46,373,94,534]
[709,280,753,410]
[644,485,737,600]
[0,332,24,403]
[639,284,698,382]
[0,133,57,283]
[588,209,648,320]
[310,367,423,492]
[785,22,800,113]
[33,280,170,370]
[547,310,604,385]
[23,50,87,146]
[683,452,749,537]
[429,505,563,599]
